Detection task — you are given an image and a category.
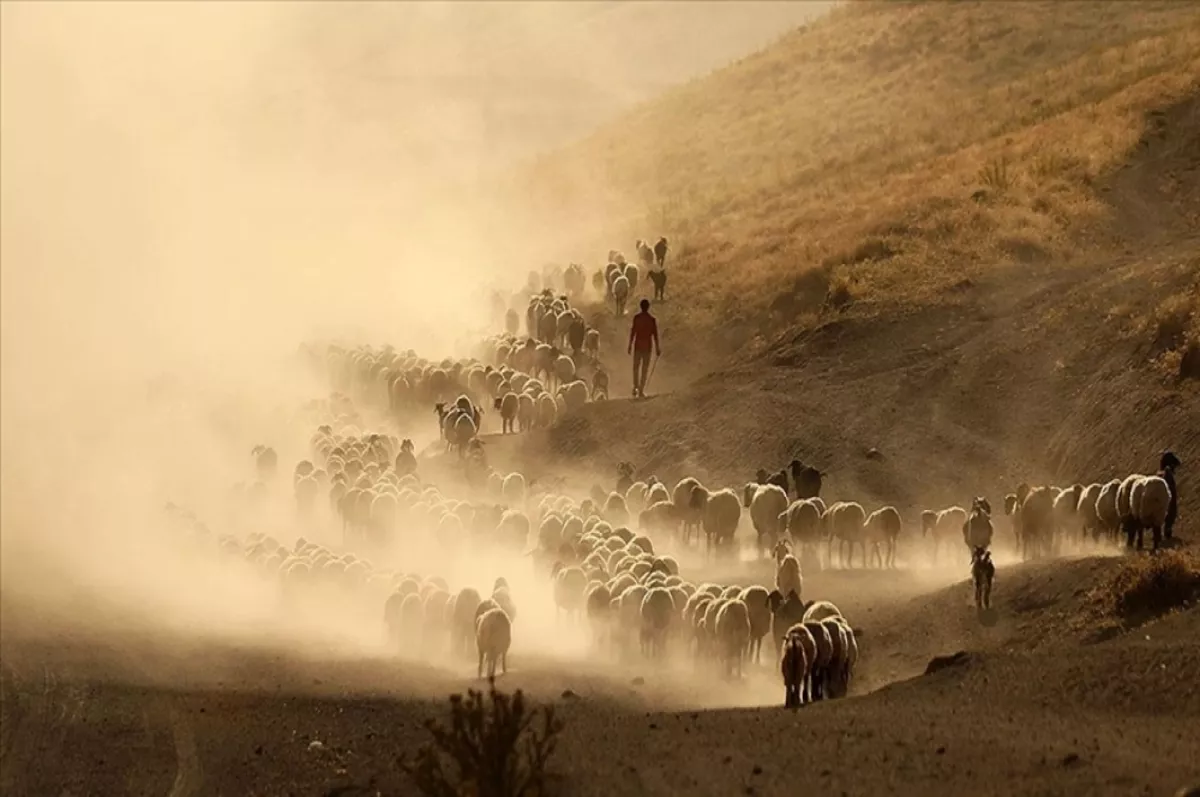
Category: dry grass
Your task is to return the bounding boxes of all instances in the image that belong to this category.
[1145,286,1200,380]
[1091,550,1200,627]
[514,1,1200,348]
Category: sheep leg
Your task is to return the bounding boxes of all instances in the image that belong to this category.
[502,652,508,674]
[478,650,484,679]
[1151,524,1162,551]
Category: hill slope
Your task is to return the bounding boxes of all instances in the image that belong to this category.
[507,1,1200,526]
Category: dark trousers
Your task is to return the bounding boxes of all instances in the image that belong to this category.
[632,349,652,395]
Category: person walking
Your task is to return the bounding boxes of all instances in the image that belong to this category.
[628,298,660,399]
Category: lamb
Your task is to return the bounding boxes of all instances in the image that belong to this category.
[971,547,995,611]
[1129,474,1172,550]
[584,328,600,359]
[649,268,667,301]
[744,483,790,559]
[864,506,902,568]
[715,599,752,679]
[591,368,609,401]
[612,274,630,317]
[775,554,803,602]
[780,627,812,709]
[475,607,512,679]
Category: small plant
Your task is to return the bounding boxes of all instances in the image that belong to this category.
[978,157,1012,192]
[1097,551,1200,626]
[400,680,564,797]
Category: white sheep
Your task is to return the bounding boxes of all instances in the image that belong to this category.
[1053,484,1083,549]
[475,607,512,679]
[827,501,868,568]
[778,499,824,566]
[774,554,803,602]
[702,488,742,555]
[1078,482,1104,544]
[864,506,902,568]
[558,379,590,412]
[639,587,675,659]
[715,599,752,679]
[927,506,967,566]
[502,472,526,507]
[744,483,790,559]
[739,585,772,663]
[612,274,630,317]
[803,620,835,701]
[1130,474,1172,550]
[1095,478,1122,543]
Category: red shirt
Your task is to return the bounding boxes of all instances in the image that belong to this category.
[629,311,659,352]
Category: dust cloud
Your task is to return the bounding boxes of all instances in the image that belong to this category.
[0,2,816,706]
[0,2,532,657]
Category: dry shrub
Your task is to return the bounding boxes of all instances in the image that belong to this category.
[400,681,564,797]
[1179,336,1200,380]
[1097,551,1200,625]
[1150,293,1195,355]
[978,157,1012,192]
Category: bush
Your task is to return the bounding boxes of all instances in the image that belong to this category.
[400,680,564,797]
[1100,551,1200,625]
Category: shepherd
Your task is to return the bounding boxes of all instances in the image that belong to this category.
[628,298,661,399]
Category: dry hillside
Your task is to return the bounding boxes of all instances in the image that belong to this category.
[512,0,1200,524]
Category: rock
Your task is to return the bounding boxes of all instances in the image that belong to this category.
[561,689,578,700]
[308,740,325,752]
[1061,753,1081,767]
[925,651,971,675]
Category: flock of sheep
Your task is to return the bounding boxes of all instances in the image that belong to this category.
[184,244,1181,710]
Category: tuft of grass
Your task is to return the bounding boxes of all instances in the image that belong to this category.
[978,157,1013,192]
[399,681,564,797]
[1094,550,1200,626]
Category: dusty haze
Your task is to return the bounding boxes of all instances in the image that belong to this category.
[0,1,826,680]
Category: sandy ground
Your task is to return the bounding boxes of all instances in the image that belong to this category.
[3,549,1198,797]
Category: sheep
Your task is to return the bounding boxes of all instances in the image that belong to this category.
[824,618,857,698]
[962,497,993,561]
[702,488,742,555]
[1095,478,1122,543]
[517,393,536,432]
[452,587,483,655]
[971,547,995,611]
[636,239,654,266]
[827,501,867,568]
[788,460,823,500]
[475,607,512,679]
[927,506,968,565]
[780,628,811,709]
[585,583,613,648]
[797,620,832,701]
[639,587,675,659]
[649,268,667,301]
[775,554,803,602]
[653,237,668,267]
[864,506,902,568]
[1052,484,1083,551]
[1158,450,1180,540]
[494,392,519,434]
[558,379,590,412]
[1020,486,1056,560]
[584,328,600,359]
[715,599,752,679]
[768,589,807,657]
[612,274,630,317]
[744,483,790,559]
[778,499,824,567]
[1078,482,1105,544]
[553,565,588,622]
[591,368,609,401]
[1129,474,1172,550]
[740,585,772,664]
[802,600,843,623]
